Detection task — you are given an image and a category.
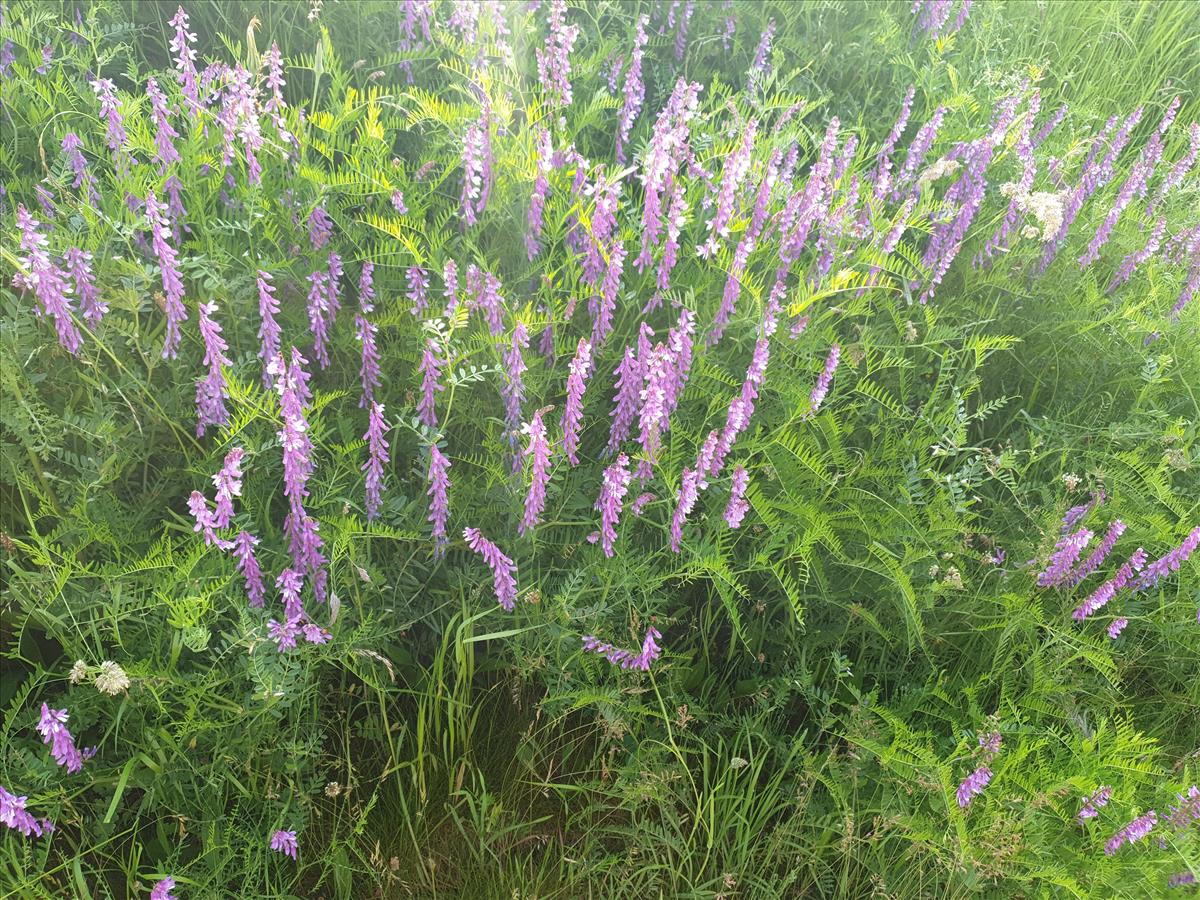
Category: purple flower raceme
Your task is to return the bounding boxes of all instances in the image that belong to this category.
[1104,811,1157,855]
[36,704,84,774]
[464,527,518,611]
[460,100,493,226]
[0,786,48,837]
[607,342,643,453]
[149,878,178,900]
[426,443,452,555]
[724,466,750,528]
[536,0,580,108]
[1072,547,1148,622]
[308,206,334,250]
[636,79,703,273]
[355,263,381,407]
[1108,216,1167,292]
[1169,873,1198,889]
[527,128,552,260]
[747,18,776,92]
[561,339,592,466]
[1078,786,1112,821]
[90,77,129,169]
[615,15,649,163]
[1068,519,1125,586]
[407,266,430,316]
[875,85,916,196]
[595,454,632,557]
[700,118,758,259]
[145,190,187,359]
[262,42,294,149]
[807,344,841,417]
[270,829,299,860]
[581,626,662,671]
[1135,526,1200,591]
[1107,617,1129,639]
[1063,490,1104,531]
[255,270,282,388]
[306,270,333,369]
[417,338,445,429]
[1037,527,1092,588]
[145,77,181,171]
[1165,785,1200,833]
[519,408,553,536]
[60,133,100,206]
[362,402,389,520]
[194,301,231,437]
[1152,122,1200,213]
[467,265,507,336]
[14,205,82,355]
[502,324,530,463]
[215,64,265,184]
[168,5,200,116]
[233,531,267,607]
[956,766,993,808]
[890,106,946,201]
[443,260,459,314]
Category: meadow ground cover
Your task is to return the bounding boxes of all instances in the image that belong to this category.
[0,0,1198,896]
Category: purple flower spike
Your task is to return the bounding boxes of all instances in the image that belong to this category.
[607,343,643,454]
[145,191,187,358]
[427,444,452,555]
[581,625,662,671]
[520,409,553,536]
[502,324,529,461]
[1072,547,1148,621]
[168,5,200,115]
[1104,811,1157,855]
[808,344,841,417]
[460,101,493,226]
[724,466,750,528]
[1135,526,1200,591]
[595,454,632,557]
[616,15,649,163]
[1107,617,1129,639]
[561,339,592,466]
[233,531,267,608]
[956,766,993,808]
[195,301,231,437]
[256,271,282,388]
[149,877,177,900]
[464,527,518,611]
[1037,528,1092,588]
[1068,520,1125,586]
[356,262,381,407]
[36,704,84,774]
[361,402,390,520]
[1078,786,1112,822]
[536,0,580,108]
[0,785,48,837]
[270,829,299,860]
[146,77,181,171]
[417,339,445,429]
[14,206,83,355]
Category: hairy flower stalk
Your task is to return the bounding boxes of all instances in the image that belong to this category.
[1104,811,1157,855]
[194,301,231,436]
[355,262,381,407]
[581,626,662,670]
[426,443,451,555]
[460,100,493,226]
[561,338,592,465]
[361,402,389,521]
[595,454,632,557]
[145,190,187,358]
[1037,527,1092,587]
[37,704,84,773]
[1067,519,1124,586]
[464,527,518,610]
[145,77,181,171]
[724,466,750,528]
[502,324,529,464]
[1072,547,1148,621]
[519,409,553,536]
[233,531,266,607]
[14,205,82,355]
[536,0,580,109]
[615,15,649,163]
[168,5,200,116]
[417,338,445,429]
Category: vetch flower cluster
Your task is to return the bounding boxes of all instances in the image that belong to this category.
[37,703,84,773]
[520,408,553,536]
[464,527,518,610]
[361,402,389,521]
[581,626,662,671]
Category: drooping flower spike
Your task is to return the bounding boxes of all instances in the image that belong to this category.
[464,527,518,611]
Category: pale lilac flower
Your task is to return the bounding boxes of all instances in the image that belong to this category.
[62,247,105,330]
[520,409,553,536]
[233,531,266,608]
[0,41,14,79]
[1073,548,1148,621]
[630,492,654,517]
[536,0,580,108]
[672,0,694,61]
[595,454,632,557]
[460,101,493,226]
[956,766,992,808]
[561,339,592,466]
[37,704,84,774]
[1063,490,1104,532]
[1165,785,1200,833]
[581,626,662,671]
[724,466,750,528]
[417,339,444,429]
[215,64,265,183]
[145,191,187,358]
[1037,527,1092,588]
[90,78,129,167]
[443,259,459,314]
[875,85,915,195]
[527,128,552,260]
[636,80,702,272]
[463,527,518,610]
[1078,786,1112,822]
[427,444,451,555]
[807,344,841,416]
[195,301,231,437]
[355,262,380,407]
[256,271,281,388]
[700,118,757,258]
[35,44,52,75]
[1169,873,1197,888]
[149,877,178,900]
[0,786,47,837]
[1107,617,1129,639]
[362,402,389,520]
[1152,122,1200,210]
[592,244,626,348]
[146,77,181,171]
[262,42,293,148]
[14,205,82,355]
[669,466,704,552]
[615,15,649,163]
[467,265,506,336]
[398,0,434,82]
[1109,216,1166,292]
[270,829,299,860]
[1135,526,1200,591]
[391,189,408,213]
[746,18,775,91]
[502,324,529,461]
[607,343,643,453]
[891,106,946,199]
[60,133,100,205]
[306,270,333,369]
[1068,520,1125,586]
[1104,810,1157,855]
[407,266,430,316]
[168,5,200,115]
[308,206,334,250]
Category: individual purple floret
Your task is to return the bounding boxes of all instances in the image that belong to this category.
[464,527,518,611]
[36,704,84,774]
[270,829,299,860]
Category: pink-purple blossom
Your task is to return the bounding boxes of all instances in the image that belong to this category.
[956,766,993,808]
[270,829,299,860]
[146,77,181,171]
[1068,520,1125,586]
[520,408,553,536]
[595,454,632,557]
[233,531,266,608]
[460,102,493,226]
[417,338,445,429]
[36,703,84,774]
[0,785,48,837]
[168,5,199,115]
[581,626,662,671]
[149,877,177,900]
[362,402,389,520]
[1135,526,1200,592]
[1072,547,1148,621]
[561,338,592,466]
[427,443,451,555]
[145,190,187,359]
[807,344,841,417]
[1104,810,1157,855]
[464,527,518,611]
[1037,527,1092,588]
[1078,786,1112,822]
[14,204,82,355]
[724,466,750,528]
[536,0,580,108]
[502,324,529,462]
[616,15,649,163]
[194,301,231,437]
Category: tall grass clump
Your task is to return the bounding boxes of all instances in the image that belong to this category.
[1,1,1197,896]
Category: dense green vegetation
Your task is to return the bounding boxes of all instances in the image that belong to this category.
[1,1,1197,897]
